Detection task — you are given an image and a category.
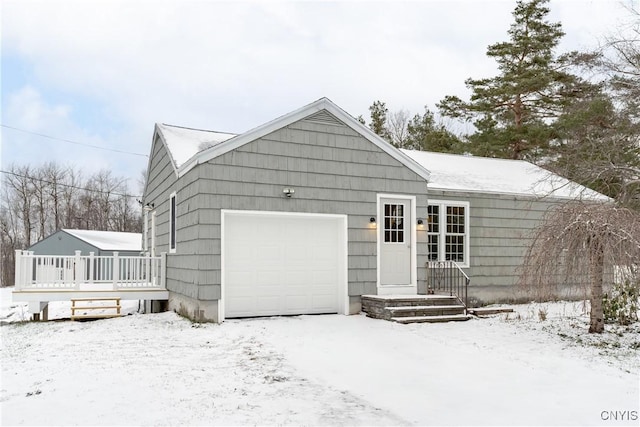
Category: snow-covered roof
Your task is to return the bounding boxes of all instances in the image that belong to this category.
[156,123,236,169]
[63,229,142,251]
[401,149,609,200]
[154,98,432,182]
[151,98,606,201]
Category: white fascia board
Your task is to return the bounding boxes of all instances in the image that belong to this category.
[143,125,173,199]
[176,100,328,177]
[427,184,612,202]
[155,123,181,177]
[176,98,432,182]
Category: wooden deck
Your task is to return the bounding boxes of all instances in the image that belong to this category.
[13,250,168,320]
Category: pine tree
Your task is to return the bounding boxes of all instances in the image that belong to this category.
[438,0,595,160]
[406,107,462,153]
[368,100,391,142]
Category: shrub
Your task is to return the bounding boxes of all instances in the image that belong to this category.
[603,280,639,325]
[538,307,548,321]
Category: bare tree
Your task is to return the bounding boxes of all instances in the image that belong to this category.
[43,162,66,231]
[520,202,640,333]
[387,109,410,148]
[30,167,49,241]
[0,163,142,286]
[5,165,35,247]
[60,167,82,228]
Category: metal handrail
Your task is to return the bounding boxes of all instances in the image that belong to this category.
[426,261,470,308]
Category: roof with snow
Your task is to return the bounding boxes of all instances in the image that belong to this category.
[155,124,236,169]
[151,97,607,201]
[62,229,142,251]
[153,98,432,181]
[401,149,608,200]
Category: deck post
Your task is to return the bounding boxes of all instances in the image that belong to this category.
[89,252,95,283]
[27,251,35,288]
[74,250,82,290]
[161,252,167,289]
[112,251,119,290]
[145,255,151,286]
[14,250,23,289]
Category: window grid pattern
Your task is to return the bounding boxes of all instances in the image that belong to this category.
[384,203,404,243]
[445,206,465,262]
[427,205,439,261]
[427,203,468,265]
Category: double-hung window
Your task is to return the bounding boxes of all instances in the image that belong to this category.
[169,192,176,253]
[427,200,469,267]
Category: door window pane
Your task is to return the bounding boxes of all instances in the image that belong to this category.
[384,203,405,243]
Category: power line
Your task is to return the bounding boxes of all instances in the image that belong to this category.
[0,169,142,199]
[1,124,149,158]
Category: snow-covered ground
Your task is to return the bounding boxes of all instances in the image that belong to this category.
[1,287,638,426]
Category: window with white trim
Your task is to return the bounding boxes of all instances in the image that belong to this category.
[427,200,469,266]
[169,192,176,253]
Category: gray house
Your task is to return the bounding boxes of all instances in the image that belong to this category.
[29,229,142,256]
[142,97,605,323]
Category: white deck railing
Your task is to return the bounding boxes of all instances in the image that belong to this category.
[14,250,166,291]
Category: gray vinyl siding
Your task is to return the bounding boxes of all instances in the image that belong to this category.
[428,188,560,303]
[29,232,100,256]
[142,136,194,297]
[168,118,429,301]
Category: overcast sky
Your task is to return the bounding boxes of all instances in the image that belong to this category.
[1,0,635,193]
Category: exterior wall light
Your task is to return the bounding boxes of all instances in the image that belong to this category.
[370,217,376,223]
[417,219,424,225]
[283,188,295,198]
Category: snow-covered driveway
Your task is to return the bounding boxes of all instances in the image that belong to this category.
[1,299,638,426]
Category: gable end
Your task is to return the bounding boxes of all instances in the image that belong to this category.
[303,110,343,126]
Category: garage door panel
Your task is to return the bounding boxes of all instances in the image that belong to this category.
[226,296,255,315]
[283,295,307,311]
[311,294,337,310]
[224,212,342,318]
[311,270,335,285]
[256,295,281,311]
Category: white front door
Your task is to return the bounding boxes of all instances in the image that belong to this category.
[380,198,412,285]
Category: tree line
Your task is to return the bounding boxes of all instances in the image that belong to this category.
[359,0,639,210]
[1,163,142,286]
[358,0,639,332]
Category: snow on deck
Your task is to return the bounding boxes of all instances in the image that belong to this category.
[157,123,236,168]
[402,149,609,200]
[63,229,142,251]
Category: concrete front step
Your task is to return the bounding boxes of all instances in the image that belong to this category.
[361,294,468,323]
[391,314,472,324]
[361,294,459,308]
[387,304,466,317]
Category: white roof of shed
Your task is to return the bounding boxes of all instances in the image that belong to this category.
[63,229,142,252]
[401,149,608,200]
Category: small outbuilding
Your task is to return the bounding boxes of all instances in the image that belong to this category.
[28,229,142,257]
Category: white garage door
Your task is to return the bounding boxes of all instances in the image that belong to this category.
[222,211,346,319]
